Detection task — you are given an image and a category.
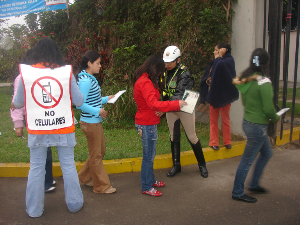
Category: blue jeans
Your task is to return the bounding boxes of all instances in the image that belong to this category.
[45,147,54,190]
[232,120,273,197]
[135,124,158,192]
[26,146,83,217]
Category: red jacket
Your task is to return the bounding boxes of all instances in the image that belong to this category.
[134,73,180,125]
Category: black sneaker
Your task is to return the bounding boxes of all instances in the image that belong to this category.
[248,186,267,193]
[232,194,257,203]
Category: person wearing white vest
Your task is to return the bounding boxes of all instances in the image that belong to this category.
[12,38,84,218]
[10,74,56,193]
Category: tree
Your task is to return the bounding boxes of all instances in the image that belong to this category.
[0,0,236,120]
[24,13,39,31]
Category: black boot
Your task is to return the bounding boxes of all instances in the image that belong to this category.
[191,140,208,178]
[167,141,181,177]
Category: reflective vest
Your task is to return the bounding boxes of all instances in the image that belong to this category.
[20,64,75,134]
[162,66,186,99]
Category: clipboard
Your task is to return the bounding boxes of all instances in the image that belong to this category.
[180,89,200,114]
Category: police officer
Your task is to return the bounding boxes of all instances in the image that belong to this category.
[161,46,208,178]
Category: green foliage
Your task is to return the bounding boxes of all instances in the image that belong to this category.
[100,67,137,123]
[0,0,235,120]
[24,13,38,31]
[100,0,234,75]
[95,0,234,120]
[0,47,24,81]
[279,87,300,101]
[0,24,28,81]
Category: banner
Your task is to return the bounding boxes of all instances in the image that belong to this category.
[0,0,67,19]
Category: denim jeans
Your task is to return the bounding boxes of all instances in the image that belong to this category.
[135,124,158,192]
[232,120,272,197]
[26,146,83,217]
[44,147,54,190]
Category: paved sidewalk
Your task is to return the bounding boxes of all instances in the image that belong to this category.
[0,144,299,225]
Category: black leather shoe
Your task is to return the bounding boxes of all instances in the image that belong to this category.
[248,186,267,193]
[232,194,257,203]
[225,144,232,149]
[199,165,208,178]
[211,146,219,150]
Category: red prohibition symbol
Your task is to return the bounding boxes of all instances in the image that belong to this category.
[31,76,63,109]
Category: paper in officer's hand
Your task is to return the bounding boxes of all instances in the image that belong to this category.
[107,90,126,104]
[180,90,199,114]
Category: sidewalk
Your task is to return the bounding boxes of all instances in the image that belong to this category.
[0,143,299,224]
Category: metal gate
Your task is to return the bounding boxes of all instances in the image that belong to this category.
[266,0,299,142]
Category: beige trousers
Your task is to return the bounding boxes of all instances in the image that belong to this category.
[78,121,111,193]
[166,111,198,144]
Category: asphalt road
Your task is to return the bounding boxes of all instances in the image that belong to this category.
[0,144,300,225]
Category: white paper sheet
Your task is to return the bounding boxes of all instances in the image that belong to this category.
[180,90,200,114]
[276,108,290,116]
[107,90,126,104]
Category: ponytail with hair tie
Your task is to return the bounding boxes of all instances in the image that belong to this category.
[253,56,260,67]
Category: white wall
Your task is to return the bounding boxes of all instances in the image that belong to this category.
[230,0,266,136]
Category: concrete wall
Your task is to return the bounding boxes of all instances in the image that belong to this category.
[230,0,267,136]
[280,31,300,82]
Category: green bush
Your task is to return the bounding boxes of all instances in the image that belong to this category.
[0,0,235,121]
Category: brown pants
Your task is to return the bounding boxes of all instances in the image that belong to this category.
[78,121,111,193]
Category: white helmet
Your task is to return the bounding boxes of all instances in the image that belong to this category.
[163,46,181,62]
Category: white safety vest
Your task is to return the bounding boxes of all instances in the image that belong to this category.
[20,64,75,134]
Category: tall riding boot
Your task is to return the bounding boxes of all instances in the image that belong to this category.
[191,140,208,178]
[167,141,181,177]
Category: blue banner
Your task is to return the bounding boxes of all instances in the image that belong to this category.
[0,0,67,19]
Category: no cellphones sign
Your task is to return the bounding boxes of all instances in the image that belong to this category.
[31,76,63,109]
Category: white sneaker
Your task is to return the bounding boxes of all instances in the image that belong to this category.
[45,186,56,193]
[52,180,56,186]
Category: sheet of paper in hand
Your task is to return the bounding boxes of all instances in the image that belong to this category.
[108,90,126,104]
[180,89,200,114]
[276,108,290,116]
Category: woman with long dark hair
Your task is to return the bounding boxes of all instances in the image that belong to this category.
[12,38,84,217]
[200,43,239,150]
[76,50,116,194]
[133,55,186,197]
[232,48,280,203]
[11,48,57,193]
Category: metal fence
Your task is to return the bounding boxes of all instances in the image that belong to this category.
[268,0,300,142]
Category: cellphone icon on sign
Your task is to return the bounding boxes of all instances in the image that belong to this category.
[42,82,52,103]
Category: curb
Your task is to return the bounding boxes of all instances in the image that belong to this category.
[275,126,300,146]
[0,128,299,177]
